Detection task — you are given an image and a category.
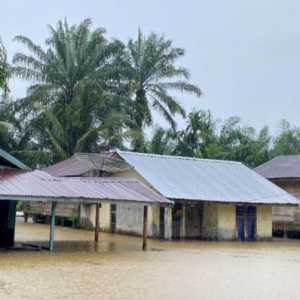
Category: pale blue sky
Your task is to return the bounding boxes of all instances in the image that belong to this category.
[2,0,300,133]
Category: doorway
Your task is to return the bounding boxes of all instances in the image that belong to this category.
[159,207,165,239]
[186,204,203,239]
[172,203,182,239]
[236,205,256,241]
[110,204,117,233]
[0,201,16,247]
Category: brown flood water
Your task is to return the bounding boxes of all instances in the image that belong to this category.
[1,220,300,300]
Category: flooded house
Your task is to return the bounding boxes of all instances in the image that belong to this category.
[255,155,300,237]
[25,153,113,227]
[42,151,298,241]
[0,153,171,251]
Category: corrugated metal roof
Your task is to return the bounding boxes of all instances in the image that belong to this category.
[115,151,298,205]
[0,148,30,170]
[0,170,172,205]
[255,155,300,179]
[44,153,110,177]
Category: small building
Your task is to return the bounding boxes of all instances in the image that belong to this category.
[255,155,300,237]
[25,153,112,226]
[44,151,298,241]
[0,169,171,250]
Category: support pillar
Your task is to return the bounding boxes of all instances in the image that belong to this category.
[49,202,57,252]
[143,206,148,251]
[180,204,186,239]
[164,206,173,239]
[94,203,101,242]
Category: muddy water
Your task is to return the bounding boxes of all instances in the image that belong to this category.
[0,221,300,300]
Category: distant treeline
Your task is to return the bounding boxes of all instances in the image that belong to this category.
[0,19,298,168]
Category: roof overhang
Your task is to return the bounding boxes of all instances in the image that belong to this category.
[0,170,173,206]
[171,198,298,206]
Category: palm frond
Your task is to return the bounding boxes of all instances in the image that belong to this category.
[75,127,99,152]
[152,99,177,129]
[11,66,44,81]
[45,128,67,160]
[150,86,186,117]
[160,81,202,96]
[13,35,47,61]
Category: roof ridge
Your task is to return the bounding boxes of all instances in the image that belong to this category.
[117,150,242,165]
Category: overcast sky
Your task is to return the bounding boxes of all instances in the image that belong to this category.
[2,0,300,133]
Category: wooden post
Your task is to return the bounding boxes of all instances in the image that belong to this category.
[49,202,57,252]
[142,206,148,251]
[94,203,101,242]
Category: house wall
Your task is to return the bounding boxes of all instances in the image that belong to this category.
[201,203,236,240]
[80,203,111,231]
[108,169,172,238]
[202,203,218,239]
[271,180,300,227]
[217,204,236,240]
[201,203,272,240]
[256,205,272,239]
[73,168,171,238]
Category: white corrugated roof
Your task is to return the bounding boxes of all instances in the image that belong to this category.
[116,151,298,205]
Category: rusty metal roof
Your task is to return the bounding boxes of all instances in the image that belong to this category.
[113,151,298,205]
[44,153,109,177]
[0,170,172,205]
[255,155,300,179]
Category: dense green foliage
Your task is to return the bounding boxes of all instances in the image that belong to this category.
[146,110,273,167]
[1,19,300,169]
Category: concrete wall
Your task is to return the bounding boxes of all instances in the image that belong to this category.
[112,203,161,237]
[115,203,144,235]
[80,203,111,231]
[217,204,236,240]
[201,203,236,240]
[109,169,172,238]
[256,205,272,240]
[200,203,272,240]
[202,203,218,239]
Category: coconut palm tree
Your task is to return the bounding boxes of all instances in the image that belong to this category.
[0,38,10,96]
[12,19,127,161]
[124,30,202,150]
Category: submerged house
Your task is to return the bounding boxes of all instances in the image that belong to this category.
[0,152,171,251]
[255,155,300,237]
[43,151,298,241]
[27,153,114,227]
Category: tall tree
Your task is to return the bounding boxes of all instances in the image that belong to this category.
[0,38,10,96]
[174,110,220,158]
[146,126,176,155]
[218,117,271,167]
[272,120,300,156]
[124,30,202,150]
[12,19,127,162]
